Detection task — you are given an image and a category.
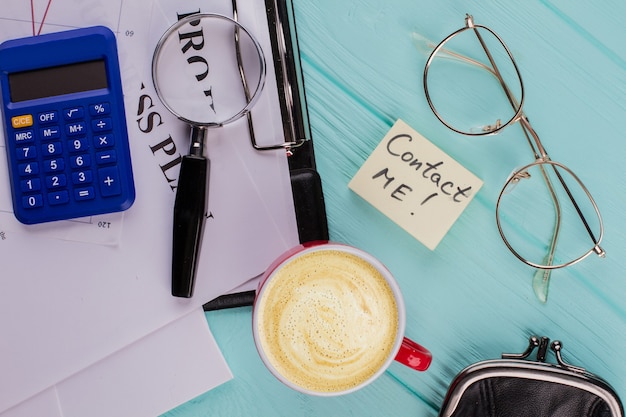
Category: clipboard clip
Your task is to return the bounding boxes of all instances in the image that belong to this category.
[234,0,307,155]
[247,115,305,154]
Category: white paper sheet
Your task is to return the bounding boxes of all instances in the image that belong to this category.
[0,0,299,413]
[1,309,231,417]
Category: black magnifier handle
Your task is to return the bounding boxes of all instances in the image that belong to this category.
[172,126,209,298]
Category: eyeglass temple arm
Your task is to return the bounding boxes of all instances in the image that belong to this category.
[467,17,604,255]
[473,19,604,258]
[551,164,606,257]
[413,32,494,74]
[532,163,562,302]
[517,131,604,263]
[466,16,518,118]
[468,15,550,161]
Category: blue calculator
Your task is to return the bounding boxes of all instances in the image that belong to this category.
[0,26,135,224]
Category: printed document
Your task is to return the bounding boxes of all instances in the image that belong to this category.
[0,0,299,415]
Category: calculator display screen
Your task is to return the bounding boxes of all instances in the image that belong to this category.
[8,60,108,102]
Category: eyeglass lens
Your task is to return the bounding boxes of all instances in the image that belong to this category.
[496,161,603,269]
[425,25,522,135]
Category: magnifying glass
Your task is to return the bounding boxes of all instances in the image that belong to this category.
[152,13,266,298]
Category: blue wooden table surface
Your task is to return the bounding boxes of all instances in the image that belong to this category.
[165,0,626,415]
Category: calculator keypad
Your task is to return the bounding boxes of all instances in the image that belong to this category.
[1,26,135,224]
[7,100,134,223]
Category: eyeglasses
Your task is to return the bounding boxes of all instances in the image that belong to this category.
[421,14,605,302]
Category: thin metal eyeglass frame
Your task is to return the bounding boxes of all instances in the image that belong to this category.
[422,14,605,271]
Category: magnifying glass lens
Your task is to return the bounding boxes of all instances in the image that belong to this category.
[152,14,266,298]
[152,14,265,126]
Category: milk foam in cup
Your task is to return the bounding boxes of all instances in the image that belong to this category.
[252,242,432,396]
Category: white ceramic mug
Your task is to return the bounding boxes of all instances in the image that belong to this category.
[252,241,432,396]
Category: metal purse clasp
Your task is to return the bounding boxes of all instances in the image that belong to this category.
[502,335,586,373]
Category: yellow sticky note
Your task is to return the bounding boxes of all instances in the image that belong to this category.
[348,119,483,250]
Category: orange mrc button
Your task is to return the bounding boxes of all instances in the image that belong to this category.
[11,114,33,128]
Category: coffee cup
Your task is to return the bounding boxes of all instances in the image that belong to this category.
[252,241,432,396]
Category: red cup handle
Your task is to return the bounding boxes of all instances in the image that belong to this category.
[394,337,432,371]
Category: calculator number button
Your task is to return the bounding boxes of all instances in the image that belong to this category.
[19,162,39,176]
[44,158,65,173]
[46,174,67,189]
[69,137,89,153]
[42,141,62,156]
[70,154,91,169]
[72,170,93,185]
[20,177,41,192]
[17,146,36,160]
[22,194,43,209]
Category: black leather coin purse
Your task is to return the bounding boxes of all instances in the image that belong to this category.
[439,336,624,417]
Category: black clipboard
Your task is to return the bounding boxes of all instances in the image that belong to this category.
[203,0,328,311]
